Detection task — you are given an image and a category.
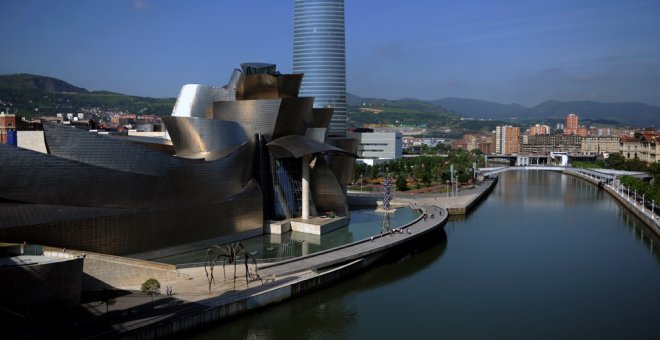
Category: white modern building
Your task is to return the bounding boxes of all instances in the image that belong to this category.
[347,131,402,165]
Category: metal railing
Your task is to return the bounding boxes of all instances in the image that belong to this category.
[175,256,296,270]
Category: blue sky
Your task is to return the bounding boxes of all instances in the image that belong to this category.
[1,0,659,106]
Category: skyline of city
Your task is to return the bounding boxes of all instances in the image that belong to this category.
[1,0,660,107]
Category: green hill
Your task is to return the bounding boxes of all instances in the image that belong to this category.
[0,74,175,116]
[347,96,458,128]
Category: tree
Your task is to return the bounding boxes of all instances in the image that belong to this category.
[141,278,161,306]
[603,152,625,169]
[396,174,409,191]
[101,288,116,314]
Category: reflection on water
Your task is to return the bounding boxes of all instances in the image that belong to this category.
[189,171,660,339]
[157,207,420,265]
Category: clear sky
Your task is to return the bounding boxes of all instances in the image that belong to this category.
[2,0,659,106]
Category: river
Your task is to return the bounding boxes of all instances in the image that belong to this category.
[190,170,660,339]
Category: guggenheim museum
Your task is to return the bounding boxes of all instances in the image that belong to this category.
[0,63,358,257]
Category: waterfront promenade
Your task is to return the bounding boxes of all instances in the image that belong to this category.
[7,180,499,339]
[348,177,498,215]
[9,207,451,339]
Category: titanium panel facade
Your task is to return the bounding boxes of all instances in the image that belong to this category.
[293,0,347,137]
[0,142,263,255]
[171,84,235,118]
[162,116,247,159]
[311,156,349,217]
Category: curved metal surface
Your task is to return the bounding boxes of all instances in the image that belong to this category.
[325,137,359,187]
[277,74,303,98]
[171,84,234,118]
[242,74,280,100]
[162,116,247,157]
[272,97,314,139]
[213,99,281,142]
[44,123,176,176]
[225,68,242,91]
[310,156,349,217]
[267,135,356,159]
[310,107,334,129]
[0,179,264,256]
[305,128,327,142]
[1,130,254,208]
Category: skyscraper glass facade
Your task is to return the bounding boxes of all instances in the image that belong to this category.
[293,0,347,137]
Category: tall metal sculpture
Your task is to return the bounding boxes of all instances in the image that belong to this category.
[204,242,259,292]
[382,175,392,234]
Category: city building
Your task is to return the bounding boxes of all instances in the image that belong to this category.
[293,0,347,137]
[620,131,660,163]
[620,135,641,160]
[527,124,550,136]
[564,113,588,136]
[464,132,493,154]
[493,125,520,155]
[0,63,357,257]
[0,112,17,144]
[347,131,402,165]
[581,136,621,155]
[521,134,583,154]
[402,136,444,149]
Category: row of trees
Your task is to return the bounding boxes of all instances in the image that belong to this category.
[353,148,484,191]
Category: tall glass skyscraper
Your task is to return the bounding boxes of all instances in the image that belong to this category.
[293,0,347,137]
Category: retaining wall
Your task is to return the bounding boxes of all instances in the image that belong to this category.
[43,246,188,291]
[563,170,660,238]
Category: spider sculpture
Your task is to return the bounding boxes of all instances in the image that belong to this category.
[204,242,260,292]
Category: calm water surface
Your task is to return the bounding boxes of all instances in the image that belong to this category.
[191,171,660,339]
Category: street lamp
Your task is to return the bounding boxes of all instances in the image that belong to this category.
[653,200,656,219]
[446,180,450,198]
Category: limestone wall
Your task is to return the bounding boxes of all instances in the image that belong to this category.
[43,246,189,291]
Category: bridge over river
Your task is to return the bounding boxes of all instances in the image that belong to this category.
[480,165,649,183]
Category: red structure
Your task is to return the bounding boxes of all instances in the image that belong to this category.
[0,113,17,144]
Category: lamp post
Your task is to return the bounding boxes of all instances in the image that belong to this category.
[446,180,450,198]
[642,194,645,212]
[360,174,363,192]
[653,200,656,219]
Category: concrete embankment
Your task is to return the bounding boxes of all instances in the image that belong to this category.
[445,177,498,215]
[563,170,660,238]
[123,205,448,339]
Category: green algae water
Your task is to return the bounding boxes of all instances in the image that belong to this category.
[190,171,660,339]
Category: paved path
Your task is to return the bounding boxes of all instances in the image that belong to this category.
[390,178,497,213]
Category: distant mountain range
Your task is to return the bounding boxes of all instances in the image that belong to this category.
[2,74,657,127]
[351,94,660,127]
